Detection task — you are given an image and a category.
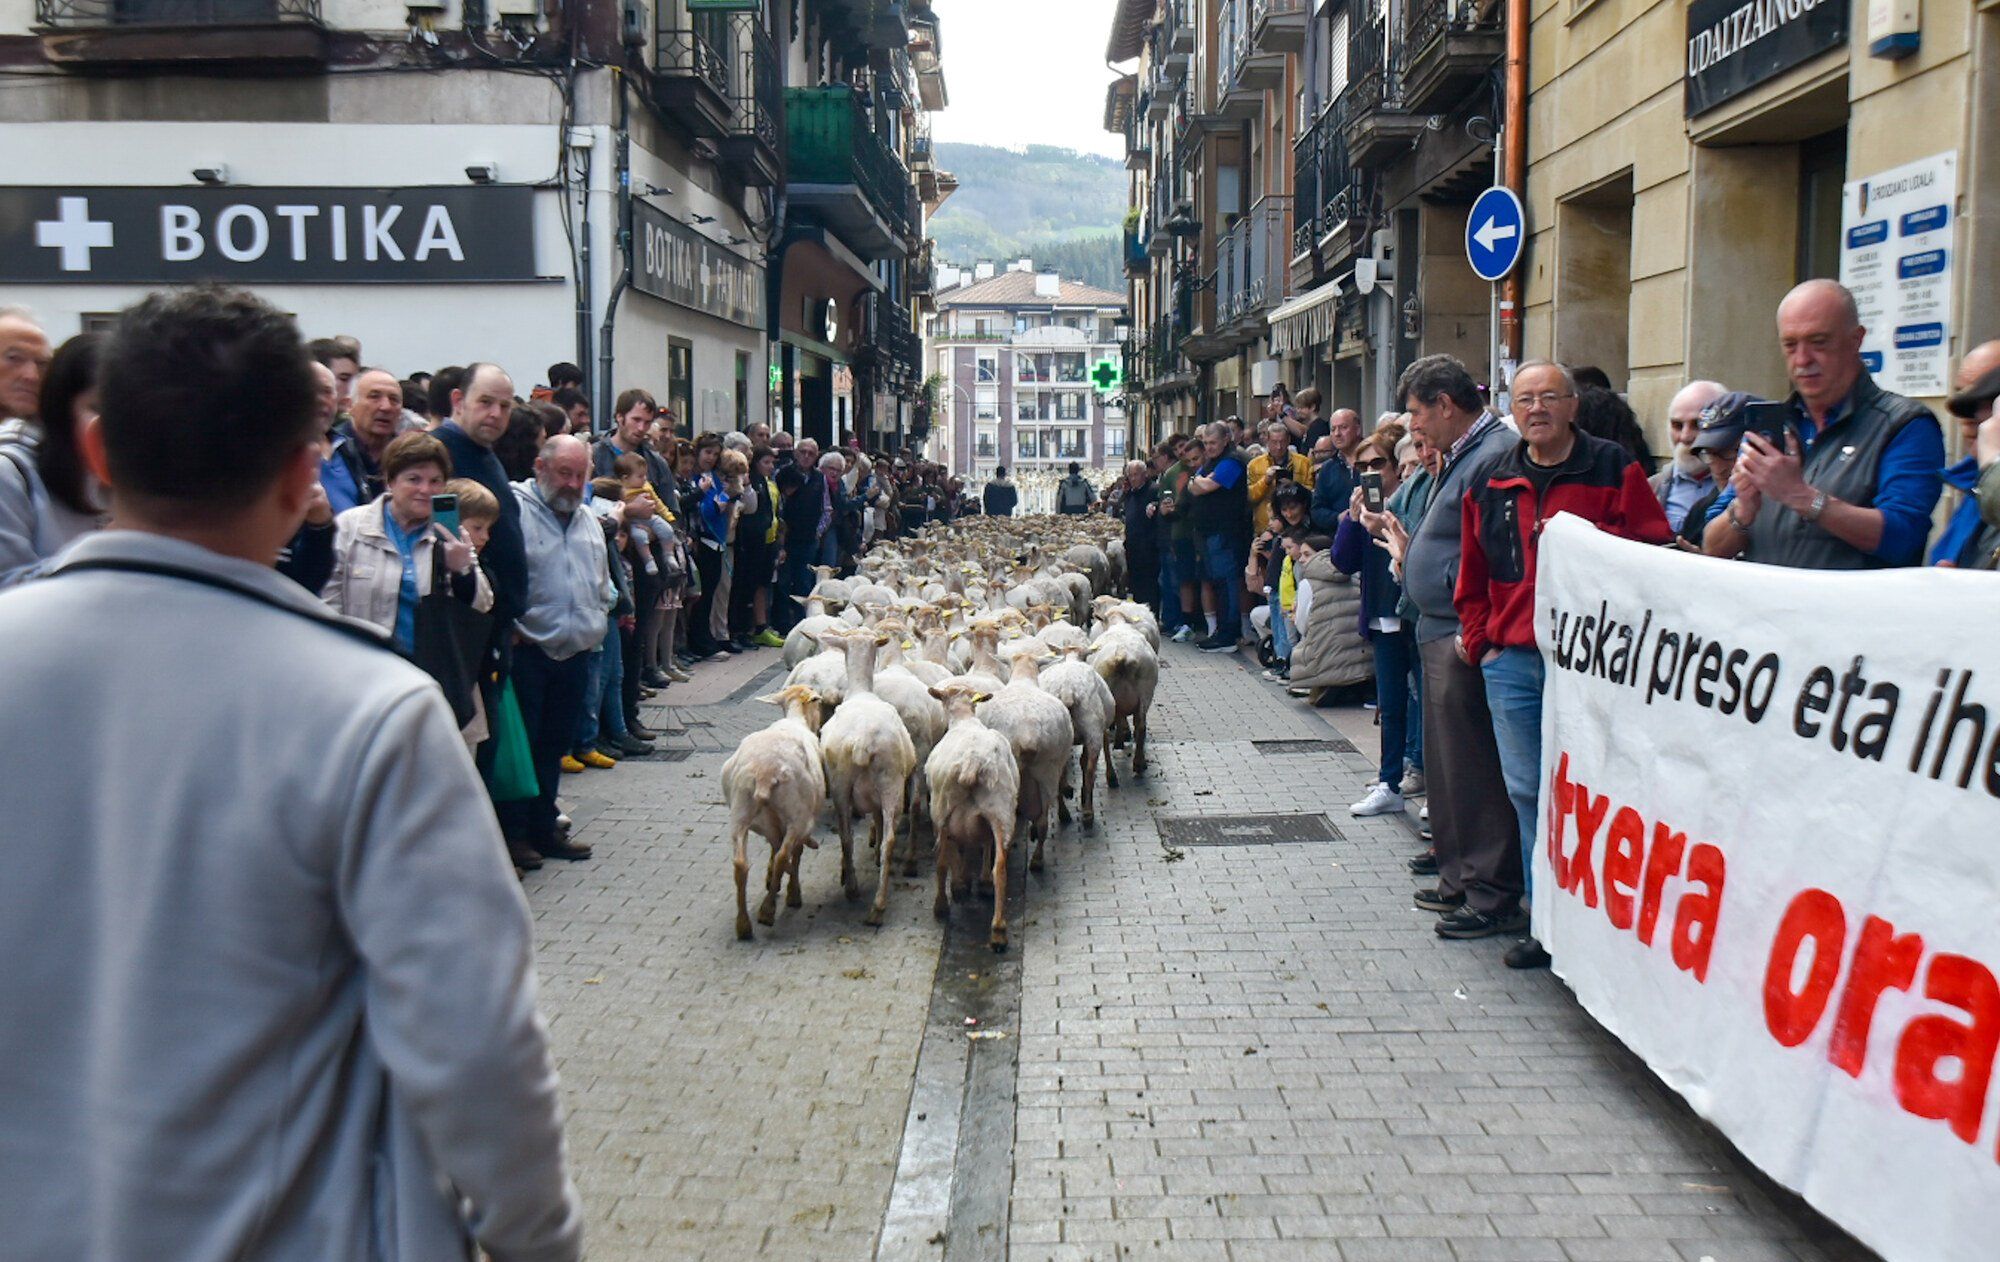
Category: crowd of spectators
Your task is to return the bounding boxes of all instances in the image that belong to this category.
[1096,278,1994,971]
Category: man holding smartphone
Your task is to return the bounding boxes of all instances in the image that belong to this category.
[1701,279,1943,569]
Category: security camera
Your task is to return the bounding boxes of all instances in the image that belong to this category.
[192,165,229,185]
[465,163,498,184]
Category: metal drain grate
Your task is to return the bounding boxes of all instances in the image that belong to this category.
[1253,737,1358,755]
[1156,813,1343,847]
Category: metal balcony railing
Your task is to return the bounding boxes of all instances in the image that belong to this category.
[37,0,315,24]
[1217,195,1291,323]
[1345,11,1403,112]
[1292,97,1360,256]
[1405,0,1498,58]
[726,15,782,153]
[785,85,916,241]
[656,24,729,99]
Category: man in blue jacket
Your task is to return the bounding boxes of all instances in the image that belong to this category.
[1931,341,2000,567]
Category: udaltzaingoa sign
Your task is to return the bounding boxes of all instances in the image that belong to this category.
[631,199,765,331]
[0,186,538,284]
[1534,515,2000,1262]
[1684,0,1848,117]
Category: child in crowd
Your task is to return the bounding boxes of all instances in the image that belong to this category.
[443,478,501,748]
[614,453,691,683]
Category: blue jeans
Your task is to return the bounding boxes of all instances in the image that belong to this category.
[573,619,629,749]
[1267,588,1292,662]
[1158,550,1184,632]
[1480,646,1546,900]
[1372,626,1417,787]
[1200,532,1239,632]
[1406,654,1425,773]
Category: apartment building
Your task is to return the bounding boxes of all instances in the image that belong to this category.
[1110,0,1996,455]
[0,0,950,445]
[927,268,1128,481]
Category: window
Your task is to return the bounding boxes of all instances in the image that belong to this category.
[975,353,997,384]
[668,338,694,431]
[1059,429,1086,459]
[1017,429,1037,460]
[1017,356,1043,383]
[1056,353,1086,383]
[1105,428,1127,459]
[974,317,992,336]
[974,386,998,421]
[976,426,998,459]
[734,350,751,431]
[1055,392,1085,420]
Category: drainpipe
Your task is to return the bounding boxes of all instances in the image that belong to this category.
[597,69,632,437]
[1499,0,1527,367]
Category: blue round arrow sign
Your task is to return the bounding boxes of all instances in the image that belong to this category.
[1466,186,1525,283]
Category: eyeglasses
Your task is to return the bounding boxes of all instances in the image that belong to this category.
[1513,391,1576,411]
[1355,457,1390,470]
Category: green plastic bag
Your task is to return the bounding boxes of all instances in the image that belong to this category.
[489,677,539,803]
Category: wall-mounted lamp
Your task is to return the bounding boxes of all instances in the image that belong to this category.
[1401,293,1423,342]
[192,165,229,186]
[465,163,498,184]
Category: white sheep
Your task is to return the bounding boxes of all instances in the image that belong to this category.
[783,594,847,668]
[720,685,827,940]
[976,642,1074,874]
[816,627,919,927]
[1040,643,1119,827]
[1091,595,1162,651]
[925,680,1020,952]
[1089,623,1159,778]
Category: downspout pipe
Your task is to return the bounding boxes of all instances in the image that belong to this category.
[1500,0,1528,365]
[597,68,632,437]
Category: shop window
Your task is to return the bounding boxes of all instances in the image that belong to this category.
[1554,173,1634,392]
[1797,129,1847,283]
[668,338,694,431]
[734,351,750,432]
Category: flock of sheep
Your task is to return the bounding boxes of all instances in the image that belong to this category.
[719,518,1162,952]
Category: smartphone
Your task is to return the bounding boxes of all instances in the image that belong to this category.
[431,492,460,536]
[1741,402,1794,452]
[1361,471,1385,513]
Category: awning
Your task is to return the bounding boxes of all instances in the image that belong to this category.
[1106,0,1154,62]
[1266,277,1343,357]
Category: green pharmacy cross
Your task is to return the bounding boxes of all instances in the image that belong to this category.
[1089,358,1122,394]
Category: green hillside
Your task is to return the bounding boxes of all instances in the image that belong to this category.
[928,143,1128,291]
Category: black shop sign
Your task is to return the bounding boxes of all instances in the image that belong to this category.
[0,186,539,284]
[1684,0,1848,117]
[632,199,764,331]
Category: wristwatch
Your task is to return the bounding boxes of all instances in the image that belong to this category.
[1725,504,1750,534]
[1805,489,1829,523]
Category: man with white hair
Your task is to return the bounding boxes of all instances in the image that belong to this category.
[1651,380,1725,532]
[506,433,613,863]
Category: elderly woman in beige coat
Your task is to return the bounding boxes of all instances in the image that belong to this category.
[323,429,492,648]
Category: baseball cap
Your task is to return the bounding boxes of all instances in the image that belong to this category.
[1690,391,1761,454]
[1945,366,2000,420]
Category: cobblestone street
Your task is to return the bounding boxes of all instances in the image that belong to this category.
[529,641,1875,1262]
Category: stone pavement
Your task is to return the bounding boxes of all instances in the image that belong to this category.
[526,638,1877,1262]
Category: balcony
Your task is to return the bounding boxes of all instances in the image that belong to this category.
[1124,228,1150,278]
[654,22,733,141]
[1399,0,1504,114]
[1252,0,1307,54]
[910,11,947,111]
[786,85,916,259]
[1292,99,1367,268]
[718,15,783,188]
[1165,0,1193,59]
[1125,111,1152,170]
[1216,195,1291,335]
[1218,0,1283,117]
[1343,18,1427,168]
[35,0,327,67]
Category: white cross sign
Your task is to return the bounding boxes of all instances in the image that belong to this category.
[35,197,114,272]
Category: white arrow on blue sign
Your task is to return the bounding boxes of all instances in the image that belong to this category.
[1465,186,1526,283]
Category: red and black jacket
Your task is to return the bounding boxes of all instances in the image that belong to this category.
[1455,431,1672,661]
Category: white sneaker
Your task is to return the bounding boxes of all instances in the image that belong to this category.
[1171,625,1194,643]
[1399,769,1426,797]
[1350,782,1405,817]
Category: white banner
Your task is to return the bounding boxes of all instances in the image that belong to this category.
[1532,515,2000,1262]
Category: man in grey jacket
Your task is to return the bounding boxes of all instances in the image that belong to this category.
[1396,354,1527,949]
[0,287,582,1261]
[506,432,614,862]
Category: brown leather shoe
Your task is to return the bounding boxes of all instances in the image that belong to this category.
[535,839,593,861]
[508,840,545,871]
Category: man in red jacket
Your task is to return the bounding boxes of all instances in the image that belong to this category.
[1452,360,1673,968]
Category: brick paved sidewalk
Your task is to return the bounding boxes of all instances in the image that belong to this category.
[525,640,1874,1262]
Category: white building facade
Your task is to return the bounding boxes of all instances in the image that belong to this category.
[0,0,947,439]
[927,269,1128,482]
